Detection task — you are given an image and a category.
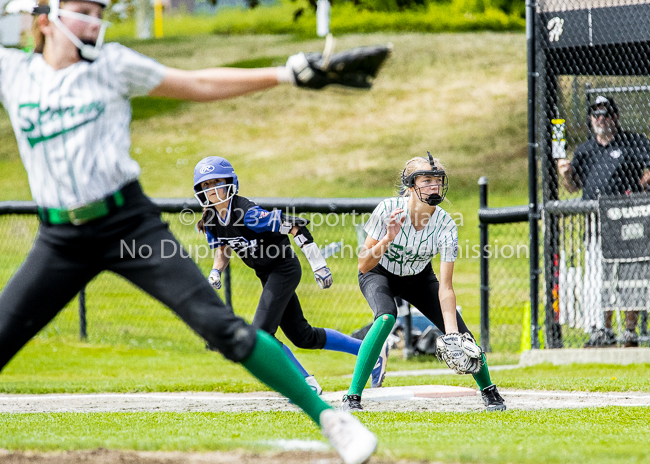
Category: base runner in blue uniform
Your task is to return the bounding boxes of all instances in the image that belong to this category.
[193,156,365,393]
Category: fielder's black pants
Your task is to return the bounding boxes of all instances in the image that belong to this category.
[253,256,326,350]
[359,263,472,337]
[0,181,257,370]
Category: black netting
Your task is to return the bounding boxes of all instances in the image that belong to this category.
[0,211,375,353]
[485,221,532,352]
[538,0,650,348]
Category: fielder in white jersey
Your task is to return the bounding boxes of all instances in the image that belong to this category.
[363,195,458,275]
[0,1,377,462]
[340,154,506,412]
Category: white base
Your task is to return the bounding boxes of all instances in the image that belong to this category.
[322,385,477,403]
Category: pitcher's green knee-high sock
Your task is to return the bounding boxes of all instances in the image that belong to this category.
[472,353,493,390]
[348,314,396,397]
[241,330,331,425]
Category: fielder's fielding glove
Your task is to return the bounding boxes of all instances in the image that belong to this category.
[435,333,484,375]
[286,44,392,90]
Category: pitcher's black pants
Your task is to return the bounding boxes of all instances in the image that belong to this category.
[0,181,256,370]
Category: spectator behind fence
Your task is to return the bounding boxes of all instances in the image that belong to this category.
[557,95,650,348]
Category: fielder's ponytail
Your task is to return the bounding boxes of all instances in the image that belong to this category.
[31,0,52,54]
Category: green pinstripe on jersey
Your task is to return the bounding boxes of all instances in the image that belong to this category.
[364,196,458,276]
[0,43,166,208]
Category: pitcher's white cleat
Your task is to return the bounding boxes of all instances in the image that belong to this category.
[320,409,377,464]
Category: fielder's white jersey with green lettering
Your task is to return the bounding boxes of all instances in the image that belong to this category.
[0,44,166,208]
[364,196,458,275]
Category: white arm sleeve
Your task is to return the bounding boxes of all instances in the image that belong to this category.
[301,242,327,272]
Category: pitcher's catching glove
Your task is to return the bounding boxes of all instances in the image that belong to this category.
[285,44,392,90]
[435,333,484,375]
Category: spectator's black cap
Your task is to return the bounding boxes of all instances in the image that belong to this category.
[589,95,619,116]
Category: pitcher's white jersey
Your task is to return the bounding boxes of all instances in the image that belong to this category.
[0,43,166,208]
[364,196,458,276]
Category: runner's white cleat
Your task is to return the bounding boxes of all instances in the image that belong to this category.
[305,375,323,395]
[320,409,377,464]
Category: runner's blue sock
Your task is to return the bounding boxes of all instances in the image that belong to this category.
[282,343,309,378]
[241,331,330,425]
[324,328,362,355]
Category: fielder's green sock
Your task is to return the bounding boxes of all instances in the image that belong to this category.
[241,330,331,425]
[473,353,493,390]
[348,314,396,397]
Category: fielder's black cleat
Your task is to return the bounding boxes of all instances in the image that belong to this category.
[481,385,506,411]
[340,394,363,412]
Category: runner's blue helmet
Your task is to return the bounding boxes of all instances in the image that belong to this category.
[193,157,239,206]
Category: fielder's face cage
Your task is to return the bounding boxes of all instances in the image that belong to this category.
[194,180,238,207]
[401,151,449,206]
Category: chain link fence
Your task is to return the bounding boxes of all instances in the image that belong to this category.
[0,199,389,353]
[478,181,538,354]
[484,220,532,353]
[534,0,650,348]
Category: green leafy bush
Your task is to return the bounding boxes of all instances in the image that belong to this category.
[106,1,523,39]
[207,2,524,35]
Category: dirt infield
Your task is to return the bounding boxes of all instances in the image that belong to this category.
[1,388,650,414]
[0,449,409,464]
[2,389,649,464]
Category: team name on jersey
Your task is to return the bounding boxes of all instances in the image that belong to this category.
[18,100,106,148]
[210,236,258,254]
[384,244,433,264]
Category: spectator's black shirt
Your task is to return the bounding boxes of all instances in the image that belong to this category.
[571,131,650,200]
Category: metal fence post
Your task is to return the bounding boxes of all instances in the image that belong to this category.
[223,266,232,309]
[527,0,540,349]
[79,286,87,341]
[478,177,490,352]
[403,304,413,359]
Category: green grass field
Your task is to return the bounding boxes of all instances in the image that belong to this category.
[2,408,650,464]
[2,338,650,394]
[0,32,531,354]
[1,31,637,463]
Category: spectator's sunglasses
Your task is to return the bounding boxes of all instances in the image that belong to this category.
[592,108,614,118]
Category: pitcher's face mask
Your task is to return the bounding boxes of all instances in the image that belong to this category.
[3,0,111,61]
[49,0,111,62]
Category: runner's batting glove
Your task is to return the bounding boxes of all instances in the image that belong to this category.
[208,269,221,290]
[435,333,484,375]
[314,267,333,290]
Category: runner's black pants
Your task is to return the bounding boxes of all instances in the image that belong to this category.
[253,256,326,350]
[0,181,257,370]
